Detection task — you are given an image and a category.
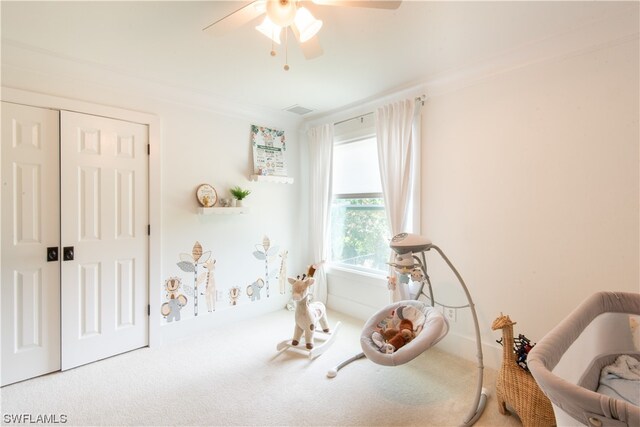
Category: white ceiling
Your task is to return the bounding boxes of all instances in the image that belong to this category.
[1,1,637,118]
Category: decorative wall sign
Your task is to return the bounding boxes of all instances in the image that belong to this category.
[196,184,218,207]
[251,125,287,176]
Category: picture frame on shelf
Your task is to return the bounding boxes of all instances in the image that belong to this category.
[196,184,218,207]
[251,124,287,177]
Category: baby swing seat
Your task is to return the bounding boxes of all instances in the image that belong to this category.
[360,300,449,366]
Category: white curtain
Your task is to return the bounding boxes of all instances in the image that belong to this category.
[376,98,420,302]
[307,123,334,304]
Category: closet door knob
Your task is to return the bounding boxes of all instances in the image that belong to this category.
[47,247,59,262]
[63,246,74,261]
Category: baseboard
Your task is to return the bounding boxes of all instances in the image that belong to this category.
[327,294,378,322]
[437,331,503,371]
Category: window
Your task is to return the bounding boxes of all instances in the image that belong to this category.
[330,136,390,273]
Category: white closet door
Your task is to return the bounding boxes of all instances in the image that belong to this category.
[60,111,148,370]
[1,102,61,386]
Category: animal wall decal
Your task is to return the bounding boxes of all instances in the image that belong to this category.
[229,286,241,306]
[246,278,265,301]
[252,235,279,298]
[278,250,288,295]
[176,241,212,316]
[160,277,188,322]
[202,258,217,312]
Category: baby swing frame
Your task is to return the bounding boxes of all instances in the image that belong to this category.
[328,236,488,427]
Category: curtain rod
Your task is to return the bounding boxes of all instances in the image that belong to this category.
[333,112,373,126]
[333,94,426,127]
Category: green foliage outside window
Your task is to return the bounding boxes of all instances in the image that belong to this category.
[331,197,390,272]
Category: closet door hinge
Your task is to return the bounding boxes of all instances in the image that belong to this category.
[148,304,150,316]
[147,144,150,155]
[147,224,150,236]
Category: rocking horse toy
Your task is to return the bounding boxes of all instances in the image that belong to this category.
[276,264,341,359]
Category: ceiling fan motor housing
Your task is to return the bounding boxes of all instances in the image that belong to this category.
[267,0,298,27]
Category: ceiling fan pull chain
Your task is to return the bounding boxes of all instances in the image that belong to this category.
[270,22,278,57]
[284,28,290,71]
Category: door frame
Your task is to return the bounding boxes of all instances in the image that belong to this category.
[1,87,162,349]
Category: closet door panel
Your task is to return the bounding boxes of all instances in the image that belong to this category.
[60,111,148,370]
[1,102,60,386]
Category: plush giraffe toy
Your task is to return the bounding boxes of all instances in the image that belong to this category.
[287,265,330,349]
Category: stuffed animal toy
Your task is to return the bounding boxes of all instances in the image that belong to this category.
[380,318,414,340]
[378,318,415,353]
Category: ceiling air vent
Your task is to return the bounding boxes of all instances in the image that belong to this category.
[284,105,314,115]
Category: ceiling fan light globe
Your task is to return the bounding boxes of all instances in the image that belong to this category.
[266,0,297,27]
[294,7,323,43]
[256,16,282,44]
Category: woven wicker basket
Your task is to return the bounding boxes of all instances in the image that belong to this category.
[492,314,555,427]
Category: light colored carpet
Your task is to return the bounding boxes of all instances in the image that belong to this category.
[1,309,523,426]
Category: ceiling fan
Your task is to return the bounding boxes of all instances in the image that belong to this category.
[203,0,402,70]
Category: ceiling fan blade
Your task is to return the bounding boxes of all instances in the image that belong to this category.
[290,24,324,59]
[311,0,401,9]
[202,1,265,36]
[300,35,324,60]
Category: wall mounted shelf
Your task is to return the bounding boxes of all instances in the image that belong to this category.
[249,175,294,184]
[198,207,249,215]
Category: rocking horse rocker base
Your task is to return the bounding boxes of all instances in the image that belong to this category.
[277,274,340,359]
[276,321,342,359]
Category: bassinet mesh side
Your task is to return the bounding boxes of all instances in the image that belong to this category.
[528,291,640,427]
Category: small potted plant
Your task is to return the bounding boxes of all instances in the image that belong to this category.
[229,186,251,207]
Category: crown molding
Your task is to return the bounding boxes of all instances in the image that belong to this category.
[422,9,639,99]
[0,39,303,129]
[303,4,638,127]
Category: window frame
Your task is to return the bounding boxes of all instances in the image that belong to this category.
[329,136,389,277]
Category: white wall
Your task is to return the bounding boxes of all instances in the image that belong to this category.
[1,46,308,345]
[324,37,639,368]
[421,37,639,367]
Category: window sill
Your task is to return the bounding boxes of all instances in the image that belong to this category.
[326,263,388,286]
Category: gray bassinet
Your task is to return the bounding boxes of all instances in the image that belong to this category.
[528,291,640,427]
